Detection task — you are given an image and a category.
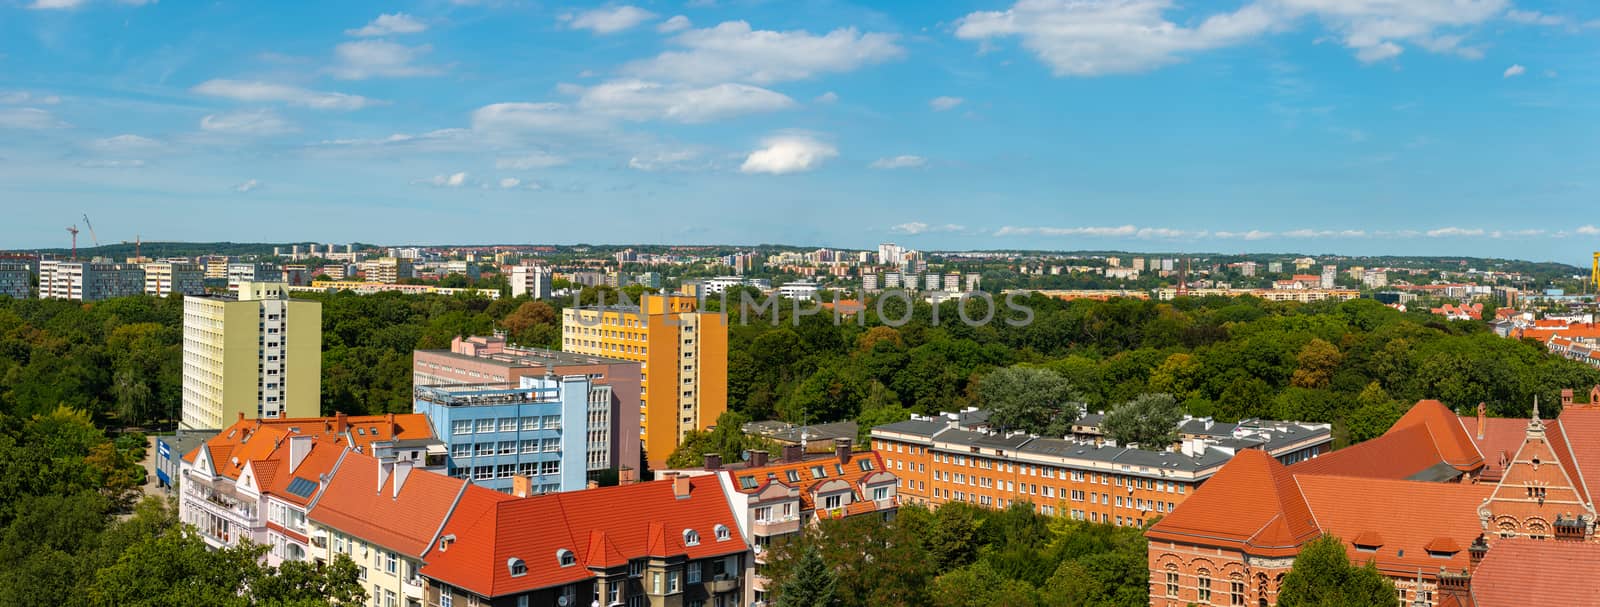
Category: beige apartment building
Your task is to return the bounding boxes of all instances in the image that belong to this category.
[181,281,321,430]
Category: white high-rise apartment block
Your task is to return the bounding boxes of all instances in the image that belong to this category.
[877,243,903,266]
[964,273,981,292]
[943,273,961,292]
[1320,265,1338,289]
[925,273,941,291]
[227,263,281,293]
[510,265,551,299]
[181,281,322,430]
[39,260,145,301]
[862,273,879,292]
[144,262,206,296]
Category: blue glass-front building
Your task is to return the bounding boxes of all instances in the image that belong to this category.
[413,375,598,493]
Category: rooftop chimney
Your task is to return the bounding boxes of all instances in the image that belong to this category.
[237,411,246,423]
[782,444,803,463]
[619,466,638,486]
[587,480,599,490]
[703,453,722,471]
[834,437,853,465]
[1477,402,1487,440]
[391,460,413,498]
[335,412,348,435]
[672,473,691,499]
[288,435,313,473]
[748,450,769,468]
[1561,389,1574,409]
[511,474,533,498]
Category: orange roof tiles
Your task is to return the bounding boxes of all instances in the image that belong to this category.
[1550,408,1600,504]
[723,452,889,512]
[1146,450,1319,557]
[1471,538,1600,607]
[1389,400,1484,470]
[421,476,746,598]
[307,451,468,557]
[1288,424,1447,480]
[1457,415,1525,481]
[1295,475,1491,575]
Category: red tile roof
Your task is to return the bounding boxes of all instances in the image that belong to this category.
[722,452,891,512]
[421,476,746,598]
[1471,538,1600,607]
[1389,400,1484,470]
[1457,415,1525,481]
[185,413,438,478]
[1145,450,1319,557]
[1294,475,1492,576]
[1550,408,1600,504]
[1288,424,1447,480]
[307,451,467,557]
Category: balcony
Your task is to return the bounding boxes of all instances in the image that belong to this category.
[705,574,738,594]
[401,574,424,601]
[751,517,801,537]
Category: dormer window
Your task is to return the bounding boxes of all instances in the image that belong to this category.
[683,529,700,546]
[714,524,730,541]
[556,549,576,567]
[858,459,874,472]
[508,558,528,577]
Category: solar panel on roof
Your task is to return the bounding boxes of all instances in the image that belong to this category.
[285,476,318,498]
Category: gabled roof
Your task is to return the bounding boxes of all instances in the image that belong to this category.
[1294,475,1492,575]
[1471,538,1600,607]
[1550,408,1600,506]
[1289,424,1448,480]
[723,452,889,511]
[1389,400,1484,470]
[307,451,467,557]
[1457,415,1526,481]
[421,476,746,599]
[1145,450,1319,557]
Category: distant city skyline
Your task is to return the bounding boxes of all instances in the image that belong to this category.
[2,1,1598,264]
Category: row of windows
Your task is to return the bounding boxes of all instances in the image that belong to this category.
[450,439,562,458]
[449,417,562,435]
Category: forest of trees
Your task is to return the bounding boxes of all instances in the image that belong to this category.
[765,501,1150,607]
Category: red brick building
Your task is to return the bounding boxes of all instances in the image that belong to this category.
[1145,399,1600,607]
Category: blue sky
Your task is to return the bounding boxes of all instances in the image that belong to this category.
[2,0,1598,264]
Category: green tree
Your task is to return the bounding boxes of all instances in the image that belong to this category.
[980,366,1081,436]
[1277,535,1395,607]
[777,546,837,607]
[663,410,776,469]
[1101,393,1183,449]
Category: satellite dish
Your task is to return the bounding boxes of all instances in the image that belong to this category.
[558,596,570,607]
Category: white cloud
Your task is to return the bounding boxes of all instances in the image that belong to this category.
[193,79,380,110]
[1577,225,1600,236]
[814,91,839,104]
[0,107,67,129]
[0,91,61,105]
[891,222,965,235]
[89,134,160,150]
[316,128,470,148]
[574,79,796,123]
[625,21,904,84]
[1426,227,1486,237]
[420,172,469,187]
[658,15,692,33]
[200,109,295,135]
[470,102,609,135]
[499,177,521,189]
[347,13,428,37]
[28,0,85,9]
[628,149,700,171]
[870,155,927,169]
[566,6,657,34]
[956,0,1513,76]
[78,159,146,168]
[330,41,441,79]
[1504,9,1564,26]
[740,134,837,175]
[995,225,1139,237]
[929,96,965,111]
[1503,64,1525,78]
[235,179,261,193]
[495,152,568,169]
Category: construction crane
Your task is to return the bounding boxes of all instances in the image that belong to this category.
[81,214,101,247]
[66,225,79,261]
[1592,252,1598,294]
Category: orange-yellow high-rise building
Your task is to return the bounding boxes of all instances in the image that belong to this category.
[561,294,727,469]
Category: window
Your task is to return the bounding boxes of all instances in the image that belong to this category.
[1165,571,1179,597]
[683,529,700,546]
[609,585,620,605]
[452,444,471,458]
[541,460,560,475]
[507,557,529,575]
[498,441,516,455]
[384,590,395,607]
[810,466,826,479]
[1198,570,1212,603]
[715,524,730,541]
[687,562,701,584]
[452,420,473,435]
[873,486,889,501]
[739,475,758,490]
[652,572,663,595]
[629,559,644,577]
[858,459,874,472]
[785,470,800,483]
[823,494,842,510]
[517,597,528,607]
[440,587,453,607]
[1230,580,1245,605]
[384,551,397,574]
[475,419,495,433]
[754,507,771,522]
[557,549,576,567]
[667,572,680,594]
[499,418,517,432]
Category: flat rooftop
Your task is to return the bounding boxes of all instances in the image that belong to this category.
[416,345,632,368]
